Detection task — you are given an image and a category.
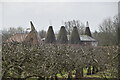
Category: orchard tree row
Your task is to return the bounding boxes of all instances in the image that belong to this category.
[2,43,118,79]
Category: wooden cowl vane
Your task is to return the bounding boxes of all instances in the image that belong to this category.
[85,21,92,37]
[57,26,68,44]
[69,26,81,44]
[45,26,56,43]
[30,21,36,31]
[24,21,41,45]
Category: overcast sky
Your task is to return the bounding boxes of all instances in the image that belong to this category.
[0,1,119,32]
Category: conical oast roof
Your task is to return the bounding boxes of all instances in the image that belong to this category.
[45,26,56,43]
[57,26,68,44]
[24,21,41,45]
[69,26,81,44]
[85,21,92,37]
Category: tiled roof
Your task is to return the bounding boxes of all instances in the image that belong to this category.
[67,35,97,42]
[80,35,96,42]
[6,33,28,42]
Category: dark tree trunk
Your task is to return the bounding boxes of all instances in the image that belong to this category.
[75,68,83,79]
[38,76,45,80]
[50,76,54,80]
[87,66,91,75]
[55,75,58,80]
[95,66,99,73]
[92,66,95,74]
[67,72,72,80]
[46,77,49,80]
[75,69,81,79]
[80,67,84,77]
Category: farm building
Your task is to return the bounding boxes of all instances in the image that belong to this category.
[80,21,98,46]
[6,21,41,45]
[6,21,98,46]
[42,22,98,46]
[80,35,98,46]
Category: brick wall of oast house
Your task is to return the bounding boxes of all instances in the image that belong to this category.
[81,41,98,46]
[24,31,41,45]
[81,41,92,46]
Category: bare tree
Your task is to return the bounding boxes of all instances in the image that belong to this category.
[38,30,46,38]
[2,43,118,79]
[93,16,118,46]
[2,27,25,42]
[64,20,85,35]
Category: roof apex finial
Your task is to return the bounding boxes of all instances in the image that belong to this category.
[86,21,89,27]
